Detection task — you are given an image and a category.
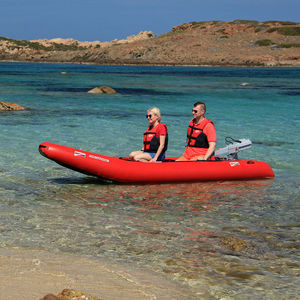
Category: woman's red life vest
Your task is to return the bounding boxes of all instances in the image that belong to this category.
[143,123,168,153]
[186,118,213,148]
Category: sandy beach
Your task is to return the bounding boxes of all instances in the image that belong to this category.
[0,248,188,299]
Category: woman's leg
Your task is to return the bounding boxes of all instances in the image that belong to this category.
[133,152,152,162]
[129,150,143,160]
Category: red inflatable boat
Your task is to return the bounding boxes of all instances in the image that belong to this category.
[39,142,275,183]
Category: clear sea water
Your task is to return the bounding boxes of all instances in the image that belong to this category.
[0,62,299,299]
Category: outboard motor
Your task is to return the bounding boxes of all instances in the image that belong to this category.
[215,137,252,160]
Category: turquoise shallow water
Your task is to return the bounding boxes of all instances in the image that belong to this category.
[0,62,299,298]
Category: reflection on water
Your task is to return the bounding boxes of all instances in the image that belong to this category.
[6,177,298,298]
[1,171,298,298]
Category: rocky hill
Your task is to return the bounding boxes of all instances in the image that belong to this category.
[1,20,300,66]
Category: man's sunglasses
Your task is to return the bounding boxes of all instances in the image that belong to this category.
[146,114,152,119]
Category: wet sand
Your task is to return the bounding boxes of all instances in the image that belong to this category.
[0,248,188,300]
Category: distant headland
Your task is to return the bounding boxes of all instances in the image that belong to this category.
[1,20,299,67]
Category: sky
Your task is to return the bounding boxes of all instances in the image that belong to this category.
[1,0,299,42]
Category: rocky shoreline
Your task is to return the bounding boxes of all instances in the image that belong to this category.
[0,101,26,111]
[1,20,300,67]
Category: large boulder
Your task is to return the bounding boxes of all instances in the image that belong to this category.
[0,101,26,111]
[88,86,117,94]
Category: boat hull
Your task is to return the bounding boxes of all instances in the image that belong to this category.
[39,142,275,183]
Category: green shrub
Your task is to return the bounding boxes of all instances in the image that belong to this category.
[263,20,281,24]
[49,42,85,51]
[211,21,224,26]
[230,20,259,25]
[279,43,300,48]
[0,36,86,51]
[267,27,300,36]
[171,21,211,32]
[263,21,299,25]
[278,21,299,25]
[255,39,274,46]
[156,31,178,38]
[190,21,207,26]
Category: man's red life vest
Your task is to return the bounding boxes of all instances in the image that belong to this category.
[186,118,214,148]
[143,123,168,153]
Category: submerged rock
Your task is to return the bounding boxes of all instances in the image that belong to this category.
[0,101,26,111]
[219,236,250,252]
[40,294,58,300]
[87,86,117,94]
[40,289,102,300]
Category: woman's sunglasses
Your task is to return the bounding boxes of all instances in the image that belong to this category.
[146,114,152,119]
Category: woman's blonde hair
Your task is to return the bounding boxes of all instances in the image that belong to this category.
[148,107,161,121]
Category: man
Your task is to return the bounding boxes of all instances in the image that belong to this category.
[177,101,216,161]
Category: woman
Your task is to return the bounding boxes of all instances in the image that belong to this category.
[129,107,168,162]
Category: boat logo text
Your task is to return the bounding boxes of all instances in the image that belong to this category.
[89,154,109,163]
[74,151,86,157]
